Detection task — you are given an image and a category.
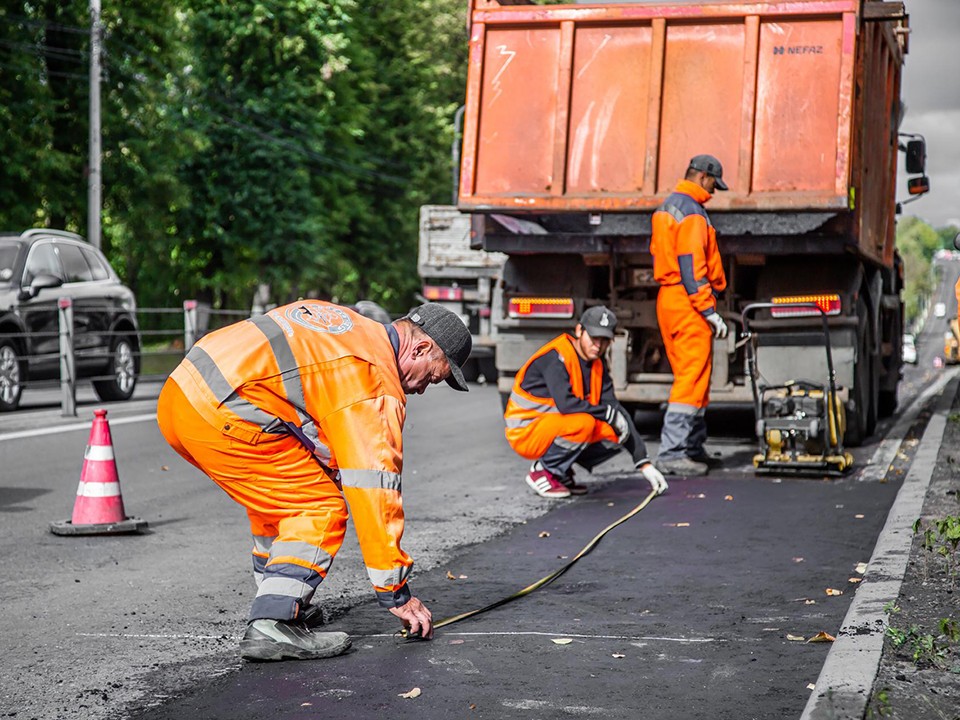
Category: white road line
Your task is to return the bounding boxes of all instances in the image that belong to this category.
[364,630,721,643]
[859,367,959,482]
[0,412,157,443]
[800,376,957,720]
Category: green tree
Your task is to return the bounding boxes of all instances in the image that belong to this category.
[897,215,940,325]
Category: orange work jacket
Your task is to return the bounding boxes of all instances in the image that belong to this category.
[504,333,604,440]
[650,179,727,316]
[169,300,412,603]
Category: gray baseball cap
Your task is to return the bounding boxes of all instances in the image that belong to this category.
[689,154,728,191]
[404,303,473,391]
[579,305,617,339]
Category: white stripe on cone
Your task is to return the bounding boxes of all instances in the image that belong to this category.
[84,445,115,461]
[76,481,122,498]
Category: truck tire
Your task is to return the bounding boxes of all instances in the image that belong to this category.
[845,301,875,446]
[460,358,480,384]
[0,338,24,412]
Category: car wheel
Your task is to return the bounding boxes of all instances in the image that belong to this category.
[0,339,23,412]
[93,335,138,402]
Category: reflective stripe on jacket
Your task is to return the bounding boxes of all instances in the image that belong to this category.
[650,179,727,317]
[169,300,413,604]
[504,334,604,438]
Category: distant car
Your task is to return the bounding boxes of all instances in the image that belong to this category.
[0,229,140,411]
[902,334,918,365]
[935,302,947,318]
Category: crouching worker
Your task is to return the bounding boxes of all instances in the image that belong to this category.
[157,301,472,661]
[503,306,668,500]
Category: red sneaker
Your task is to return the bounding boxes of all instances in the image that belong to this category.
[525,465,571,498]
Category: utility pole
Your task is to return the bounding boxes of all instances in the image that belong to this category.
[88,0,102,249]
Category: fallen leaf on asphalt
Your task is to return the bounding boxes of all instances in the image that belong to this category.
[825,588,843,596]
[724,495,734,501]
[161,465,169,471]
[612,653,626,658]
[551,638,573,645]
[793,557,805,563]
[805,600,817,605]
[607,502,615,507]
[450,639,464,645]
[459,574,468,579]
[557,555,569,559]
[398,688,421,699]
[807,632,835,643]
[854,514,865,519]
[848,577,862,584]
[787,634,806,641]
[855,562,868,574]
[470,704,477,710]
[446,571,457,580]
[301,703,312,707]
[539,531,550,538]
[807,683,816,690]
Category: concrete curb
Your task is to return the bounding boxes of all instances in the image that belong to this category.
[800,373,959,719]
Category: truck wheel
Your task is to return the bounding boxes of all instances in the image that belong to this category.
[93,335,139,402]
[0,339,24,412]
[460,358,480,384]
[844,302,874,447]
[479,357,497,384]
[878,386,898,417]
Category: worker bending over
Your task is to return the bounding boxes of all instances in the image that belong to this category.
[651,154,729,476]
[503,306,668,499]
[157,301,471,661]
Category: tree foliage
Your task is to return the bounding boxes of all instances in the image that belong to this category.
[1,0,468,315]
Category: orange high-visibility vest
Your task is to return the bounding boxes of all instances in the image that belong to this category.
[169,300,412,601]
[504,333,604,442]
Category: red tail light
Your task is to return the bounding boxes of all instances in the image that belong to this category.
[422,285,463,301]
[508,297,575,319]
[770,293,842,318]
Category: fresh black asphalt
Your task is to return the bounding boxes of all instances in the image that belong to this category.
[129,470,900,720]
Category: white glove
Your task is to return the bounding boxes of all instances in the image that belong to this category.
[637,461,668,496]
[705,312,728,339]
[604,405,630,443]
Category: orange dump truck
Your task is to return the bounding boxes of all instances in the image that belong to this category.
[459,0,926,444]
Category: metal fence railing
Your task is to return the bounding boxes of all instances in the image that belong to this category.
[6,299,252,417]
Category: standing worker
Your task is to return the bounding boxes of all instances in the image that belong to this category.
[157,301,472,661]
[503,306,668,499]
[651,154,729,476]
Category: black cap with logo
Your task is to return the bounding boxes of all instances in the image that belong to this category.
[405,303,473,391]
[688,154,728,191]
[579,305,618,339]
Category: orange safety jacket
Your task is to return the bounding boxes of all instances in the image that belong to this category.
[504,333,605,443]
[650,179,727,316]
[169,300,413,606]
[955,273,960,312]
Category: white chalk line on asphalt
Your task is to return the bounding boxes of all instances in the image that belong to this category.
[364,630,722,643]
[76,632,226,640]
[0,412,157,443]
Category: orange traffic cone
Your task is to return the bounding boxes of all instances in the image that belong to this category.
[50,409,147,535]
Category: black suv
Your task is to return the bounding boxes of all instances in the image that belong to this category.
[0,229,140,411]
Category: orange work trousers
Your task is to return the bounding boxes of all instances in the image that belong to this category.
[656,284,714,408]
[507,411,618,461]
[157,379,346,621]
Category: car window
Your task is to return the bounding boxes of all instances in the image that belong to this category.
[22,242,63,286]
[58,243,95,283]
[80,246,111,281]
[0,243,19,285]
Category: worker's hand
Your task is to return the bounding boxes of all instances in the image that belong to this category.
[706,312,728,339]
[637,461,669,495]
[605,405,631,443]
[389,596,434,640]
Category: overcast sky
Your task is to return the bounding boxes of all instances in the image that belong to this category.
[898,0,960,229]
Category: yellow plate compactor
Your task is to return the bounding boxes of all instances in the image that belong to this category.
[741,302,854,476]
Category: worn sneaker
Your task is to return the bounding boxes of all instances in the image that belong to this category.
[655,456,709,476]
[559,469,588,495]
[240,619,351,662]
[525,465,571,498]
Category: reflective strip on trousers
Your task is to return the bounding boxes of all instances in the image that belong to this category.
[340,468,402,491]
